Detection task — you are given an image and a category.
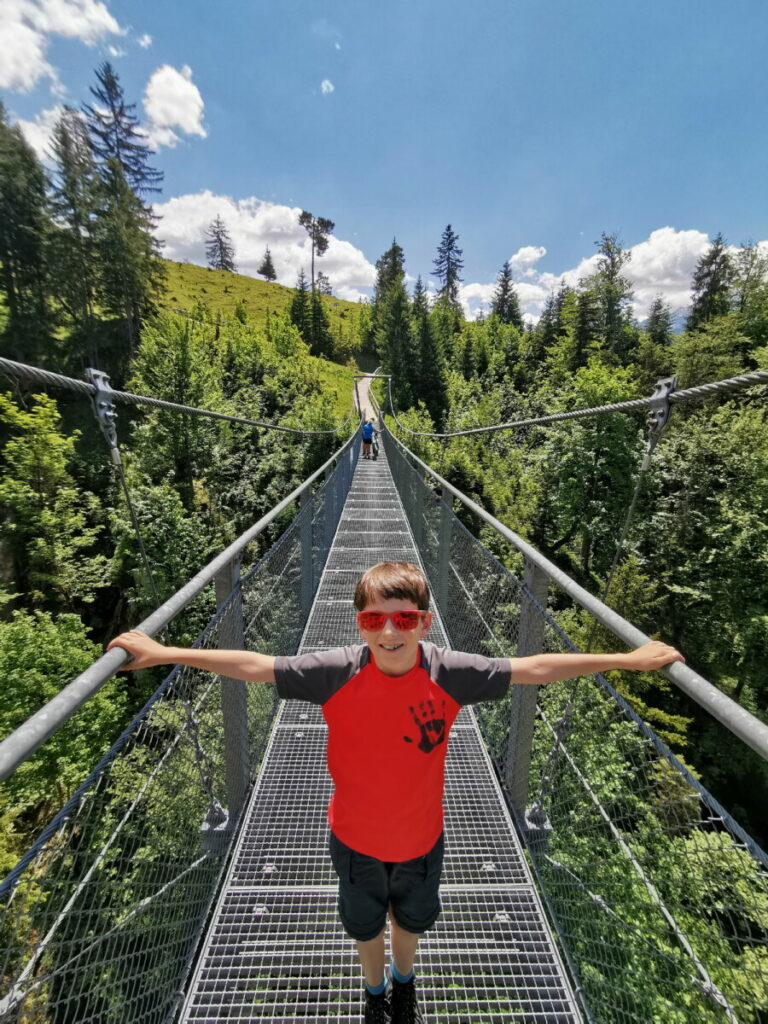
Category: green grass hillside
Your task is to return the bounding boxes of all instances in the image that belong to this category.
[161,259,367,340]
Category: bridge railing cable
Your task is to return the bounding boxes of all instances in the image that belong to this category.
[0,356,352,435]
[385,368,768,438]
[380,424,768,1024]
[0,429,361,1024]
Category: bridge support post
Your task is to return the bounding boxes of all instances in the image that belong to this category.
[300,488,313,622]
[324,465,336,554]
[215,557,250,822]
[436,485,452,620]
[409,460,425,551]
[505,560,549,819]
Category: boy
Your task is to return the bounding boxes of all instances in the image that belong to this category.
[109,561,684,1024]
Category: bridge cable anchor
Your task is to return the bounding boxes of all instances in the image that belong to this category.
[85,367,122,467]
[643,375,678,468]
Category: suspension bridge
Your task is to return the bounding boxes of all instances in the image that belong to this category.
[0,363,767,1024]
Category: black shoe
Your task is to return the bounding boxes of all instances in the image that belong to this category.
[391,976,424,1023]
[364,986,391,1023]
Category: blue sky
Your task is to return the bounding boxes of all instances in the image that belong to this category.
[3,0,768,320]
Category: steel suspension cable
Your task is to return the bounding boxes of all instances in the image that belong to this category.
[386,368,768,438]
[0,357,351,435]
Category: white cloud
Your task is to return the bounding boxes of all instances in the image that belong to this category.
[143,64,206,149]
[321,79,335,95]
[509,245,546,273]
[0,0,124,92]
[459,227,757,324]
[107,44,124,57]
[16,104,65,161]
[153,191,376,301]
[137,33,152,48]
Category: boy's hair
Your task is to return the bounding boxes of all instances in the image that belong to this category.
[354,562,430,611]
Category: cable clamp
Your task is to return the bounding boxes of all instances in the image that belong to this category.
[644,375,678,464]
[85,368,121,466]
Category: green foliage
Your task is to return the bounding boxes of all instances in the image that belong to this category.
[0,392,108,609]
[0,609,126,869]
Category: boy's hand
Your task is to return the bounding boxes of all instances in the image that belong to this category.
[624,641,685,671]
[107,630,168,670]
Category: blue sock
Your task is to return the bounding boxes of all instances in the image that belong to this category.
[391,961,414,984]
[365,976,387,996]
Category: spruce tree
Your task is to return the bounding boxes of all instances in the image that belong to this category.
[309,289,333,357]
[687,233,734,331]
[48,107,99,338]
[206,215,237,272]
[0,103,50,360]
[412,276,446,425]
[289,269,311,341]
[94,157,164,354]
[83,62,163,195]
[645,296,674,347]
[298,210,334,292]
[378,279,414,410]
[574,288,602,365]
[432,224,464,307]
[257,246,277,281]
[82,63,164,355]
[593,232,634,360]
[491,260,523,327]
[316,271,332,296]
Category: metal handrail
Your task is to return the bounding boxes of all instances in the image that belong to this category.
[382,422,768,762]
[0,423,361,782]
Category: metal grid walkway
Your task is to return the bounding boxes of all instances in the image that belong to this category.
[181,449,581,1023]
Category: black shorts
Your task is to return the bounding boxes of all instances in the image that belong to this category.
[328,831,445,941]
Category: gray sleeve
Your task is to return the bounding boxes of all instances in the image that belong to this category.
[273,645,366,704]
[422,642,511,705]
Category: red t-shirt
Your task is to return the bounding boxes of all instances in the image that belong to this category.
[274,642,510,861]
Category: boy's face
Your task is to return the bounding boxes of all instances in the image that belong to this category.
[357,596,432,677]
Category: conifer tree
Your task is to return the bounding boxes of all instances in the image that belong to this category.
[298,210,334,292]
[687,233,734,331]
[316,271,332,296]
[309,288,333,357]
[83,62,163,195]
[206,215,237,272]
[378,279,414,410]
[491,260,523,327]
[0,103,50,360]
[94,157,164,353]
[289,269,311,341]
[82,63,164,354]
[372,239,405,348]
[593,232,634,360]
[48,107,99,337]
[574,288,602,365]
[412,278,446,425]
[433,224,464,307]
[257,246,277,281]
[645,296,674,347]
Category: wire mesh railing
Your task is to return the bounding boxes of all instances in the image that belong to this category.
[0,434,360,1024]
[384,429,768,1024]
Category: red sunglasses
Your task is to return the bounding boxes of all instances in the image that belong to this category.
[356,609,428,632]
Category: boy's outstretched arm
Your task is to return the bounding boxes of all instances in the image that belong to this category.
[509,640,684,686]
[106,630,276,682]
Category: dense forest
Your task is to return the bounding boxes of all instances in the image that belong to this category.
[1,58,766,880]
[369,227,768,847]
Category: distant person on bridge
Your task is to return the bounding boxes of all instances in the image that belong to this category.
[362,418,377,458]
[109,561,684,1024]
